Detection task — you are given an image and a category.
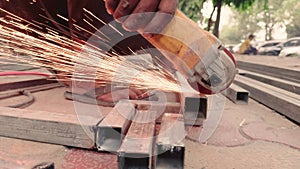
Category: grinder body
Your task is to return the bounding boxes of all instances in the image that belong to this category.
[141,10,237,94]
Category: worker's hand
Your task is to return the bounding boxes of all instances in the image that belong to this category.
[104,0,178,35]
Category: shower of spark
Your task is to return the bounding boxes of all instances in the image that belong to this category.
[0,8,182,93]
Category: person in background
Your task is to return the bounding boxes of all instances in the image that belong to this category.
[239,34,258,55]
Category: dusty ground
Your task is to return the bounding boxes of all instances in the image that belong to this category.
[0,55,299,168]
[0,88,299,169]
[185,98,300,169]
[186,140,300,169]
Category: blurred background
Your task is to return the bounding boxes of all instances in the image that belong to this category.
[179,0,300,57]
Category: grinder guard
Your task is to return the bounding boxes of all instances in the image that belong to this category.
[141,10,237,94]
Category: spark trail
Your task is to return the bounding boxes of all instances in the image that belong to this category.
[0,8,182,93]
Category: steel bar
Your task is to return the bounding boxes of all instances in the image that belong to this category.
[131,95,207,126]
[239,69,300,95]
[132,100,181,114]
[118,111,156,169]
[155,113,185,169]
[0,83,62,100]
[0,78,57,92]
[96,100,135,152]
[234,75,300,123]
[182,94,207,126]
[237,61,300,84]
[222,83,249,104]
[0,106,101,149]
[131,100,181,124]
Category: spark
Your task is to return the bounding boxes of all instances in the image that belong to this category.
[83,18,110,40]
[83,8,124,36]
[56,14,69,22]
[0,8,181,93]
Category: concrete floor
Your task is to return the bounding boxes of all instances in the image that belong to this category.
[186,98,300,169]
[0,55,299,168]
[0,87,299,169]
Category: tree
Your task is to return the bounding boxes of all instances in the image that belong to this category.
[285,1,300,38]
[256,0,292,40]
[219,7,261,44]
[211,0,258,37]
[227,0,298,41]
[219,26,243,44]
[179,0,259,38]
[286,11,300,38]
[230,3,262,40]
[178,0,206,22]
[218,0,299,42]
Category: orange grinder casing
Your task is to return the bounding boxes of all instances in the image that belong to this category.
[141,10,237,94]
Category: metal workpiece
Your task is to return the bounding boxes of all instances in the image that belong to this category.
[183,95,207,126]
[155,113,185,169]
[155,145,185,169]
[118,111,156,169]
[132,100,181,114]
[96,100,136,152]
[118,152,151,169]
[0,106,98,149]
[184,96,207,117]
[31,162,55,169]
[223,83,249,104]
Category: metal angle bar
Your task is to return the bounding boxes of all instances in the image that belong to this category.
[0,83,62,100]
[131,96,207,126]
[0,78,57,92]
[131,100,182,124]
[184,96,207,116]
[96,100,135,152]
[155,113,185,169]
[234,75,300,123]
[239,69,300,95]
[222,83,249,104]
[118,111,156,169]
[236,61,300,83]
[181,93,207,126]
[131,100,181,114]
[0,106,101,149]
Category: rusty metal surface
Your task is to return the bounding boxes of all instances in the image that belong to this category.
[0,88,116,168]
[96,101,136,152]
[155,113,185,169]
[0,78,57,92]
[118,111,156,169]
[63,149,117,169]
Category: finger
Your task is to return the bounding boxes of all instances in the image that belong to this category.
[143,0,178,35]
[123,0,160,31]
[113,0,140,22]
[135,91,151,99]
[105,0,120,15]
[129,87,144,96]
[128,90,138,99]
